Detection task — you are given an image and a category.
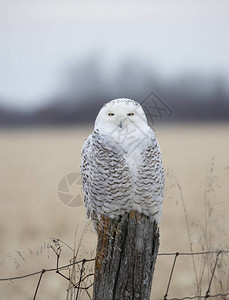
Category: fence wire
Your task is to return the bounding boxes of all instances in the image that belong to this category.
[160,250,229,300]
[1,250,229,300]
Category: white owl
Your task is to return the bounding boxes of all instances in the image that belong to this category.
[81,98,164,225]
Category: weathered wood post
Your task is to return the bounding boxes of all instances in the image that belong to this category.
[93,211,160,300]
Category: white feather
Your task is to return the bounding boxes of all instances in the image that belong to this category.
[81,98,164,224]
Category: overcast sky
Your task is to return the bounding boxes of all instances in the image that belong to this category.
[0,0,229,110]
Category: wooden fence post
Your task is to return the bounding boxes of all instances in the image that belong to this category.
[93,211,160,300]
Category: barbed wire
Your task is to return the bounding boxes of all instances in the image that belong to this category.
[1,249,229,299]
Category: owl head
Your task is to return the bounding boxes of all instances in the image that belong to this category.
[94,98,148,134]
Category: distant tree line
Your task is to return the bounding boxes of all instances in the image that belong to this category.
[0,58,228,126]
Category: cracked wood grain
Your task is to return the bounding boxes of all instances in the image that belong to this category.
[93,211,159,300]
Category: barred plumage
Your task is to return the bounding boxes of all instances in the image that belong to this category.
[81,98,164,225]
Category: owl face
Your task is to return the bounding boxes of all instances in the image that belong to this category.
[94,98,148,133]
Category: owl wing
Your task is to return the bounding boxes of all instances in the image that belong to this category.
[134,128,164,222]
[81,129,132,221]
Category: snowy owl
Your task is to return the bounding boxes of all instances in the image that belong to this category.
[81,98,164,225]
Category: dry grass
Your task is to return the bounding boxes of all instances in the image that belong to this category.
[0,123,229,299]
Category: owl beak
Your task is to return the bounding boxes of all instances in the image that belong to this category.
[118,120,123,129]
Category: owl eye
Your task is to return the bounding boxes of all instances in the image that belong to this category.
[108,113,114,116]
[127,113,134,116]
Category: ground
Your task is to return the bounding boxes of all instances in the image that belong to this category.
[0,124,229,299]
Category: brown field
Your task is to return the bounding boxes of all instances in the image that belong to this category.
[0,124,229,299]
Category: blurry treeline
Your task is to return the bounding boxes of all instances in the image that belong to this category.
[0,58,229,126]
